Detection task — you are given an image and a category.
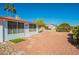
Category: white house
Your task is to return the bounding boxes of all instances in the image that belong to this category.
[0,16,39,42]
[46,24,56,30]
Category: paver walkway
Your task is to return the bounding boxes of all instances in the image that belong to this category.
[15,30,79,55]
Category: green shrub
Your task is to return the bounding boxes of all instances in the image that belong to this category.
[56,23,71,32]
[10,38,25,43]
[72,26,79,44]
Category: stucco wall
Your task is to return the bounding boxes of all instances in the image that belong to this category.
[4,22,38,41]
[0,20,39,42]
[0,20,3,42]
[28,24,39,37]
[4,21,26,41]
[24,24,30,37]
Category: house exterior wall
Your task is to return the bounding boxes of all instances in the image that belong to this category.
[0,18,39,42]
[24,24,30,37]
[46,24,56,30]
[0,19,3,42]
[36,24,39,33]
[28,24,39,36]
[4,21,25,41]
[4,21,38,41]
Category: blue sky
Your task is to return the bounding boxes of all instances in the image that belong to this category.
[0,3,79,25]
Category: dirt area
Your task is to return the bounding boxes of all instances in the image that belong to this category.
[15,30,79,55]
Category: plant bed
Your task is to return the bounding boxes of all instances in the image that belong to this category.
[72,26,79,44]
[68,26,79,49]
[10,38,25,43]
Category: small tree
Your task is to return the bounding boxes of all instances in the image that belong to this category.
[56,23,71,32]
[35,18,45,28]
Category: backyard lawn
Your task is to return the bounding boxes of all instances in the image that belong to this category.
[15,30,79,55]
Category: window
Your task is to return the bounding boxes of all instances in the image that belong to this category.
[25,24,28,29]
[8,21,25,34]
[18,23,24,33]
[8,21,17,34]
[29,24,36,32]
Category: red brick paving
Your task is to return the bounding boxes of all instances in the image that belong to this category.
[16,30,79,55]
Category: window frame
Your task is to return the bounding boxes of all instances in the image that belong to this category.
[8,21,25,34]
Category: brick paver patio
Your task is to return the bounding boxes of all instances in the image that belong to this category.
[15,30,79,55]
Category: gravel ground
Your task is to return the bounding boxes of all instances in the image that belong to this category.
[8,30,79,54]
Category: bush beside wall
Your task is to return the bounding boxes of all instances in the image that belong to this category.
[56,23,71,32]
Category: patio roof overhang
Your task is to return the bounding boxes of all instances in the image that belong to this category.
[0,16,35,24]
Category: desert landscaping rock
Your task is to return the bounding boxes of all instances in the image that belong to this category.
[0,41,26,55]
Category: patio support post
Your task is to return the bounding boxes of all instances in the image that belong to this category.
[36,24,39,33]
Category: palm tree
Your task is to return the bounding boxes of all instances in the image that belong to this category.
[4,3,9,16]
[10,3,16,17]
[4,3,16,17]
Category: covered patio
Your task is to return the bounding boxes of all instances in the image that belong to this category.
[0,16,39,42]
